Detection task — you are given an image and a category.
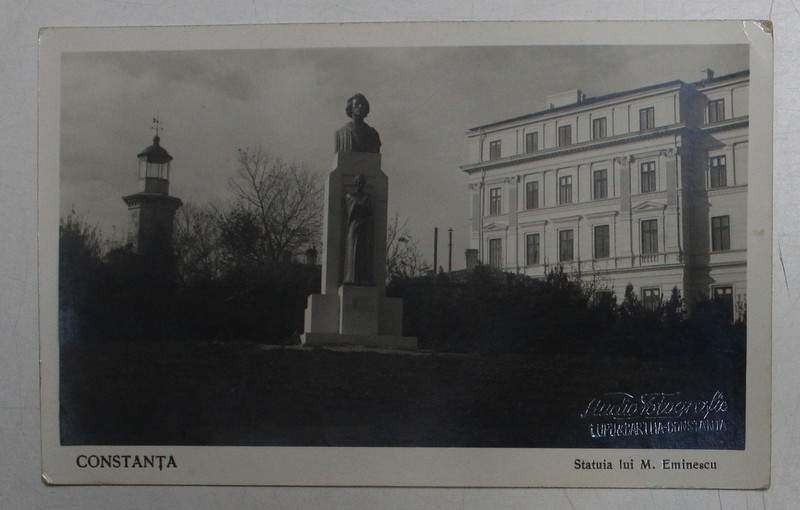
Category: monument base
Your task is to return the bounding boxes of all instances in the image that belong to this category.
[301,332,418,350]
[302,285,417,350]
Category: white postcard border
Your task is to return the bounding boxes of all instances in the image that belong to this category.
[39,20,772,488]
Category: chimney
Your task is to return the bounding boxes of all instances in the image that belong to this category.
[706,68,715,82]
[545,89,586,110]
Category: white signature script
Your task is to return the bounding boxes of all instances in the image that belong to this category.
[580,391,728,420]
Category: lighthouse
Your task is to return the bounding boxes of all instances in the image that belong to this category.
[122,123,183,262]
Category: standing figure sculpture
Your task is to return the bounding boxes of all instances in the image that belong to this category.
[344,174,373,284]
[335,93,382,154]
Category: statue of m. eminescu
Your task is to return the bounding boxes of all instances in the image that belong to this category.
[335,93,381,154]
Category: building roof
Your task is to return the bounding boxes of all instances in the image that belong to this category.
[137,135,173,164]
[467,69,750,133]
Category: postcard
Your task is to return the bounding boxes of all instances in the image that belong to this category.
[39,20,772,487]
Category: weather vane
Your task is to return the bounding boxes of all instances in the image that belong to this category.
[151,115,163,137]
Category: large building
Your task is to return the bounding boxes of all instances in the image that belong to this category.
[461,70,749,321]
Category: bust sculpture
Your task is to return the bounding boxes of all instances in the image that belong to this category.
[335,93,381,154]
[343,174,373,284]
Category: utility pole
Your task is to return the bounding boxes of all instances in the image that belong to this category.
[448,227,453,272]
[433,227,438,273]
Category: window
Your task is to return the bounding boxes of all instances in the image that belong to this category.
[594,225,610,259]
[559,176,573,205]
[489,187,502,215]
[708,99,725,123]
[489,238,503,269]
[643,287,661,311]
[140,161,170,180]
[641,219,658,254]
[526,234,540,265]
[558,125,572,147]
[640,161,656,193]
[713,286,734,323]
[489,140,501,160]
[593,169,608,199]
[592,117,607,140]
[525,181,539,209]
[709,155,727,188]
[711,215,730,252]
[559,229,574,262]
[639,107,655,130]
[525,132,539,153]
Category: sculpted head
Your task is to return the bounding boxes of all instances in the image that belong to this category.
[354,174,366,191]
[346,93,370,120]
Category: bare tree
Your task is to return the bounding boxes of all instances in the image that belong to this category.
[227,148,323,265]
[386,212,430,281]
[59,211,105,264]
[172,202,225,282]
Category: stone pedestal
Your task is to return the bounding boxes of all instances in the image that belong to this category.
[302,152,417,350]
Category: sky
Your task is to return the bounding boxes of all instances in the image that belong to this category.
[60,43,748,270]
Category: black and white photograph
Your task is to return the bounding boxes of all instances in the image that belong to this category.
[38,21,772,487]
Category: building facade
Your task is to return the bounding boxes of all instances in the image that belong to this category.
[461,70,749,320]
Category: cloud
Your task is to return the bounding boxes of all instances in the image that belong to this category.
[105,51,258,103]
[60,43,748,266]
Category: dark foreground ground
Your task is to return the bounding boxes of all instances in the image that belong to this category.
[60,341,744,448]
